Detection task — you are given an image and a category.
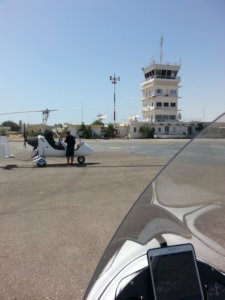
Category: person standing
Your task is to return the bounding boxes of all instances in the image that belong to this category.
[65,131,76,165]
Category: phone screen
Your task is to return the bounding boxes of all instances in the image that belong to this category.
[148,249,204,300]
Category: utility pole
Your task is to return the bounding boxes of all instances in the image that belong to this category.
[109,74,120,127]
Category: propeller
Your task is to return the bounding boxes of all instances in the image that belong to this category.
[22,123,27,149]
[23,122,38,151]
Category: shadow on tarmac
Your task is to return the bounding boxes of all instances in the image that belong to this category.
[1,162,165,170]
[2,164,19,170]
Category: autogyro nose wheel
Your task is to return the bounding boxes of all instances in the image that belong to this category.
[36,158,46,167]
[77,156,85,164]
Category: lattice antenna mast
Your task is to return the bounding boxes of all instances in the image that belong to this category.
[160,35,163,64]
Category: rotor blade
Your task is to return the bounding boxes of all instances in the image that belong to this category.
[0,110,44,115]
[0,109,58,115]
[43,109,58,112]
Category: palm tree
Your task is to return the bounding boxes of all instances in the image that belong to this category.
[139,125,155,138]
[139,125,148,138]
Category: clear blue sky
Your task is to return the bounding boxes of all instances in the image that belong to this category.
[1,0,225,125]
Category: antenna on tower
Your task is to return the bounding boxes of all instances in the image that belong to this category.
[160,35,163,64]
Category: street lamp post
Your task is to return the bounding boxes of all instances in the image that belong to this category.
[109,74,120,128]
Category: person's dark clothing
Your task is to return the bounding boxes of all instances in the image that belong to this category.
[65,134,75,157]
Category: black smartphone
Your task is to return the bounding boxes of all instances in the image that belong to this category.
[147,243,204,300]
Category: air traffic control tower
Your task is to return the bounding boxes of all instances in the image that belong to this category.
[141,40,181,131]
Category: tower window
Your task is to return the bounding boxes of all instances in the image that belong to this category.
[164,102,169,107]
[156,102,162,107]
[170,89,177,95]
[161,70,166,77]
[171,103,176,107]
[171,71,178,78]
[156,89,163,95]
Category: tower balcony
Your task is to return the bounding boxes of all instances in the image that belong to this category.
[142,106,177,112]
[146,75,180,81]
[142,107,154,112]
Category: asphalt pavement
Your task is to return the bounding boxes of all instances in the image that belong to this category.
[0,138,187,300]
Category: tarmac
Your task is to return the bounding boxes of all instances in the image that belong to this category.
[0,138,187,300]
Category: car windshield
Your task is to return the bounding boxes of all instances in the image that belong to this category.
[86,113,225,296]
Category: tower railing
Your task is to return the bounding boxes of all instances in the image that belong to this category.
[145,75,181,81]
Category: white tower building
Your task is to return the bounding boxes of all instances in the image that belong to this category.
[141,62,181,128]
[126,38,199,138]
